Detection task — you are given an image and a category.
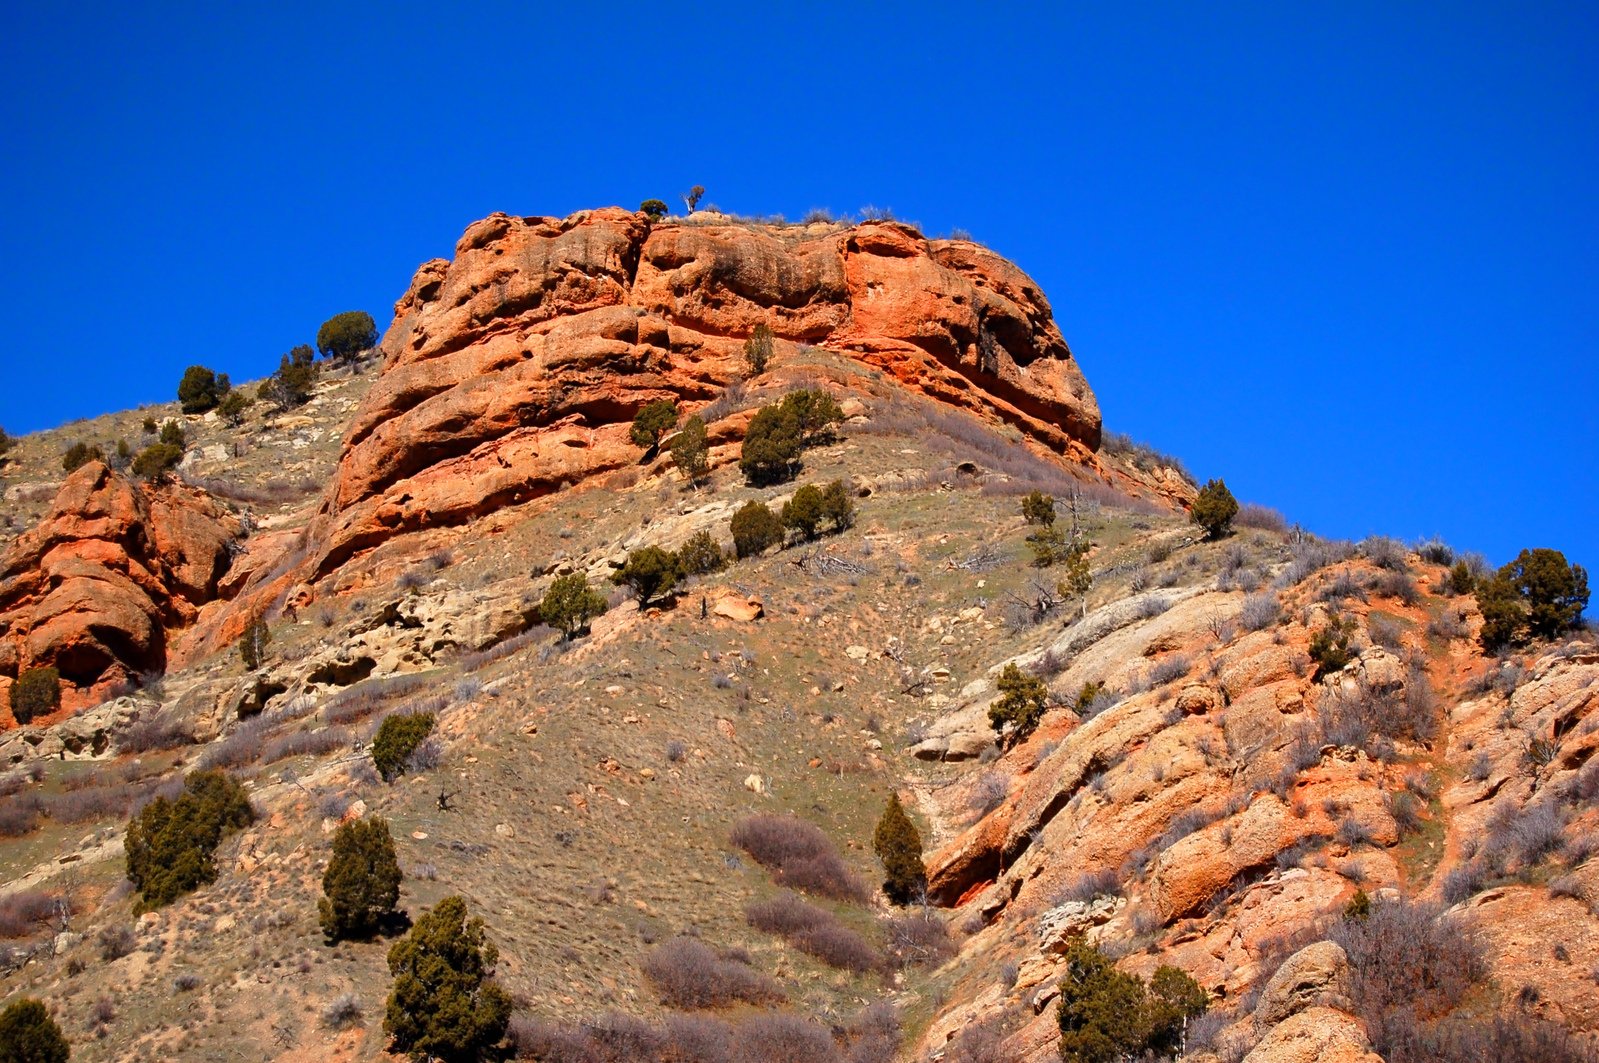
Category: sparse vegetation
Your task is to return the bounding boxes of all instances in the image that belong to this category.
[238,614,270,670]
[733,813,869,903]
[643,936,781,1010]
[1309,614,1357,679]
[125,769,255,912]
[320,817,403,942]
[384,895,511,1062]
[131,441,184,480]
[1022,490,1056,526]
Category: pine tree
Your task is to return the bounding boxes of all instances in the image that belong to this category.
[781,484,827,543]
[873,794,926,905]
[384,896,511,1063]
[677,531,728,576]
[0,997,70,1063]
[320,817,403,942]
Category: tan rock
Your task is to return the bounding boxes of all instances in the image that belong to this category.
[1241,1006,1381,1063]
[1254,941,1352,1027]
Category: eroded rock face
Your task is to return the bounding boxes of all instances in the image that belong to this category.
[0,463,241,716]
[307,207,1102,578]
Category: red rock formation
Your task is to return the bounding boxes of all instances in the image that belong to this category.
[0,463,240,718]
[307,207,1103,578]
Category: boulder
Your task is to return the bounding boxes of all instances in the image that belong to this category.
[1241,1006,1381,1063]
[1253,941,1352,1027]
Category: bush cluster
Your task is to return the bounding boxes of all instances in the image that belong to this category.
[731,813,869,903]
[670,414,710,485]
[1309,614,1357,679]
[125,769,255,912]
[746,891,882,973]
[731,501,784,558]
[62,441,104,473]
[612,545,681,606]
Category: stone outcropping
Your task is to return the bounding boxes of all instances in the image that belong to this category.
[306,207,1103,579]
[0,463,241,717]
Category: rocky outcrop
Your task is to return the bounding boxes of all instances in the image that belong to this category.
[305,207,1104,579]
[0,463,241,717]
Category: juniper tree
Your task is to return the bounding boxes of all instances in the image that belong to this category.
[384,896,510,1063]
[873,794,926,905]
[629,399,678,451]
[1021,490,1056,527]
[730,500,783,558]
[320,817,403,942]
[1190,478,1239,540]
[0,997,70,1063]
[9,666,60,725]
[539,573,607,640]
[670,414,710,486]
[317,311,378,364]
[612,546,681,606]
[989,662,1048,747]
[371,713,435,782]
[125,769,254,912]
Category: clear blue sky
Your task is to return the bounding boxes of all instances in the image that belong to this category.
[3,2,1594,572]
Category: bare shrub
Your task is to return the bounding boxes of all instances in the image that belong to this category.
[1053,868,1122,905]
[1414,540,1455,566]
[1278,538,1357,587]
[1148,654,1191,686]
[730,814,868,903]
[642,936,782,1009]
[198,718,271,769]
[945,1017,1008,1063]
[1235,503,1289,533]
[1369,614,1406,651]
[1134,595,1172,620]
[1361,536,1410,571]
[405,736,443,774]
[1371,568,1420,605]
[1389,792,1425,838]
[735,1011,836,1063]
[665,739,688,763]
[1233,591,1278,633]
[262,727,347,763]
[1427,608,1469,641]
[116,713,193,753]
[1329,898,1486,1029]
[745,891,882,974]
[884,910,954,969]
[0,889,65,938]
[969,772,1009,816]
[98,924,137,961]
[320,992,363,1030]
[172,972,202,992]
[458,625,555,671]
[0,797,42,838]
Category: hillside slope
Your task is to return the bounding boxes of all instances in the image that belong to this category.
[0,207,1594,1063]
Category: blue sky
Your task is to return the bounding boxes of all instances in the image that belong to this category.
[2,2,1594,571]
